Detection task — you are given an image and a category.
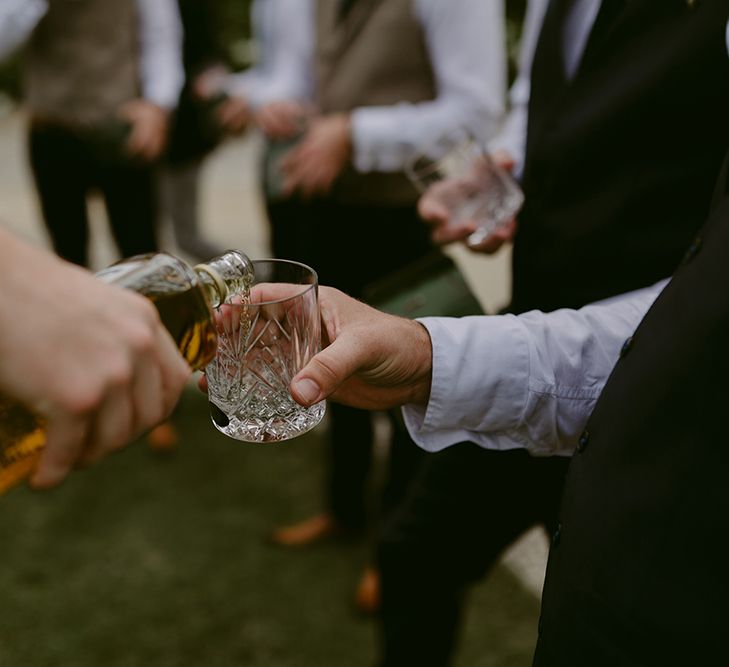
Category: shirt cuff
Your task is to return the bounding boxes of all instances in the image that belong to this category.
[402,314,531,452]
[350,106,413,173]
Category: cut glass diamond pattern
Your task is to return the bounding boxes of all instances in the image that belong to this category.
[206,284,324,442]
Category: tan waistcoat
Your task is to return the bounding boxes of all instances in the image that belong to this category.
[25,0,140,126]
[316,0,436,206]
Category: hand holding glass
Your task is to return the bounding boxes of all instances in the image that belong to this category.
[205,259,325,443]
[406,131,524,247]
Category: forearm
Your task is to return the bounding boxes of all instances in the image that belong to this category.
[351,0,507,173]
[225,68,312,109]
[0,226,48,317]
[225,0,314,108]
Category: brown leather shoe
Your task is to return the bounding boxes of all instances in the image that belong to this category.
[147,420,179,453]
[354,566,381,615]
[268,513,340,547]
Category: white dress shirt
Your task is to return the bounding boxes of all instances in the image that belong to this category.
[402,280,668,457]
[350,0,507,173]
[407,20,729,460]
[489,0,603,177]
[226,0,507,174]
[135,0,185,110]
[224,0,315,109]
[0,0,183,110]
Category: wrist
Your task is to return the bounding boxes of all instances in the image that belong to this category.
[406,320,433,406]
[337,112,353,160]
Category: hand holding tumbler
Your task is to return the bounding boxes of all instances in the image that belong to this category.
[406,129,524,247]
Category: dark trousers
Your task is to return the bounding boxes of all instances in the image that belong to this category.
[267,196,437,531]
[29,122,158,267]
[376,444,571,667]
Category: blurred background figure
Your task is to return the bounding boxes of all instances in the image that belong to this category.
[1,0,183,268]
[159,0,314,262]
[207,0,316,270]
[1,0,184,452]
[158,0,230,264]
[255,0,507,616]
[219,0,315,138]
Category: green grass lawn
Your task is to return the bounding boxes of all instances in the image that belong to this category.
[0,387,539,667]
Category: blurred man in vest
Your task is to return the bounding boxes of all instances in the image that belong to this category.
[1,0,183,268]
[254,0,507,613]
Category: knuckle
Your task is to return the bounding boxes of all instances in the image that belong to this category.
[107,431,132,453]
[132,294,161,325]
[57,385,102,417]
[129,325,156,355]
[104,356,135,389]
[145,398,168,427]
[311,356,341,386]
[175,364,192,387]
[42,446,77,473]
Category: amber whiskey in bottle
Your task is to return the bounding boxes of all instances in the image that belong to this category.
[0,250,253,495]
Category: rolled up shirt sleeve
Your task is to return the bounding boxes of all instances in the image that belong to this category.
[350,0,507,173]
[137,0,184,110]
[225,0,314,108]
[403,280,667,456]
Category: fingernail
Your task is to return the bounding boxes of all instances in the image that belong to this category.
[292,378,321,405]
[29,470,52,490]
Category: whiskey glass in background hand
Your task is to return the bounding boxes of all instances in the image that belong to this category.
[204,259,325,443]
[405,128,524,248]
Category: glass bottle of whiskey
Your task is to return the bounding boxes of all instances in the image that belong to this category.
[0,250,254,495]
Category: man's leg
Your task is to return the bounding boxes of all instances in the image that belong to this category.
[380,412,428,521]
[327,402,376,534]
[160,159,224,262]
[377,444,570,667]
[266,198,376,544]
[267,200,436,547]
[99,160,159,258]
[28,123,91,266]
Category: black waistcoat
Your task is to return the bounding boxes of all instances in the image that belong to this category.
[534,189,729,664]
[512,0,729,314]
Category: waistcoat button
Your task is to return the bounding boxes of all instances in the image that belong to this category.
[552,523,562,547]
[681,237,702,264]
[577,429,590,453]
[619,336,634,359]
